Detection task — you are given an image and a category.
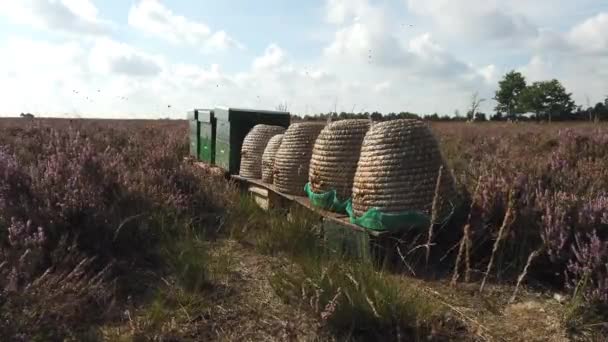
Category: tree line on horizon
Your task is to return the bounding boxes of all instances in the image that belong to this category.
[293,70,608,123]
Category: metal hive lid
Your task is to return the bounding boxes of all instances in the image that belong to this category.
[214,106,290,116]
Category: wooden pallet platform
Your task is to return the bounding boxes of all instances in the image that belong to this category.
[193,161,396,261]
[230,174,386,238]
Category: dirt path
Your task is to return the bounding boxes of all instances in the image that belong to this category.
[208,241,572,342]
[103,239,576,342]
[205,240,330,342]
[405,279,571,342]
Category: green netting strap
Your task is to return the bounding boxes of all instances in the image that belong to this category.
[345,200,431,232]
[304,182,350,214]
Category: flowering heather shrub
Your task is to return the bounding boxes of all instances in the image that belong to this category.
[536,190,577,263]
[0,118,236,338]
[0,117,235,289]
[0,240,114,340]
[432,122,608,304]
[0,148,35,221]
[1,218,46,290]
[567,230,608,304]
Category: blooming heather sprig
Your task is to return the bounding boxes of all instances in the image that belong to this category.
[567,230,608,303]
[536,190,576,263]
[1,218,47,291]
[7,218,45,249]
[0,148,34,219]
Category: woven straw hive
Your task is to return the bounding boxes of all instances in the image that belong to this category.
[352,119,457,219]
[273,122,325,195]
[239,124,286,179]
[309,119,371,200]
[261,134,284,184]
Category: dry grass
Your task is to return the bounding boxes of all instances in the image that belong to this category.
[102,240,328,342]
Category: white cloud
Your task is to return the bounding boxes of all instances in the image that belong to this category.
[320,0,495,114]
[128,0,242,52]
[477,64,498,84]
[0,37,89,115]
[567,12,608,55]
[516,11,608,106]
[0,0,114,36]
[61,0,99,21]
[89,38,164,77]
[407,0,538,43]
[373,81,392,93]
[253,44,287,70]
[204,31,245,51]
[323,1,481,82]
[407,33,469,77]
[518,55,553,82]
[326,0,375,24]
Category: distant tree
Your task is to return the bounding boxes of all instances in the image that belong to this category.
[386,112,398,121]
[592,102,608,121]
[474,112,487,122]
[276,102,289,112]
[370,112,382,121]
[466,91,486,120]
[398,111,420,120]
[519,83,545,121]
[425,113,439,121]
[494,70,527,118]
[490,112,503,121]
[20,113,34,119]
[520,79,575,122]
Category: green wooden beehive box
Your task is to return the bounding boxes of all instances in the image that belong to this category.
[187,109,215,162]
[214,107,290,175]
[197,109,216,164]
[188,119,200,158]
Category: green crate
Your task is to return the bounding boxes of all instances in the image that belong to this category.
[213,107,290,174]
[215,119,230,170]
[186,109,215,163]
[189,120,200,158]
[199,121,216,163]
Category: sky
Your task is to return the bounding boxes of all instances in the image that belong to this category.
[0,0,606,119]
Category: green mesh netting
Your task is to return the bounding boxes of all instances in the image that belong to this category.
[304,182,350,214]
[305,182,434,232]
[345,200,430,232]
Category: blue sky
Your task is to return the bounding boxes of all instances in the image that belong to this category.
[0,0,607,118]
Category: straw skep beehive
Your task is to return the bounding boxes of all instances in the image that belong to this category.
[352,119,456,220]
[309,119,371,200]
[273,122,325,195]
[239,124,286,179]
[261,134,284,184]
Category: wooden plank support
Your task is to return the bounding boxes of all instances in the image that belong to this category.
[230,174,397,260]
[248,184,269,210]
[186,164,412,267]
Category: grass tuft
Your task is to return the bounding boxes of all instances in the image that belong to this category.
[229,195,462,340]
